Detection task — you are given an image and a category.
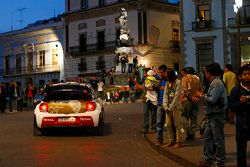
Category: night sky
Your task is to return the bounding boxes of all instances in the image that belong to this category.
[0,0,179,33]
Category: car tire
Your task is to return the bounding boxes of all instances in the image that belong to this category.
[94,113,104,136]
[33,117,43,136]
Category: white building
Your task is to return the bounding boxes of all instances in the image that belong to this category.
[63,0,181,80]
[180,0,250,72]
[0,16,64,87]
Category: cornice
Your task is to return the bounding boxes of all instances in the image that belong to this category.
[64,1,179,24]
[192,0,211,4]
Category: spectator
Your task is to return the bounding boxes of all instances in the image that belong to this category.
[135,68,158,134]
[109,68,115,85]
[122,87,129,103]
[138,64,144,83]
[106,91,112,103]
[127,55,133,74]
[89,77,98,91]
[26,84,36,112]
[133,56,138,71]
[113,90,120,103]
[223,64,237,124]
[0,82,6,113]
[199,66,210,93]
[196,63,227,167]
[101,69,107,84]
[34,88,44,107]
[97,79,104,101]
[120,55,128,74]
[155,64,168,146]
[9,82,20,112]
[163,68,183,148]
[182,67,202,140]
[229,64,250,167]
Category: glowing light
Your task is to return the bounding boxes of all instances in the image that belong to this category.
[233,0,242,13]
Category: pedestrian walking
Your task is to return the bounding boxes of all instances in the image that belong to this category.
[229,64,250,167]
[155,64,168,146]
[163,68,183,148]
[196,63,227,167]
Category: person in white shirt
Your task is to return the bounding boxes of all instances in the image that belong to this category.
[97,80,104,101]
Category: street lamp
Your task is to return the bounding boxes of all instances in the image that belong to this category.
[233,0,243,70]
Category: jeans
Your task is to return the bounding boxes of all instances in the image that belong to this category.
[27,97,34,111]
[236,129,248,167]
[143,101,157,132]
[203,114,225,166]
[182,100,199,138]
[121,63,126,74]
[166,107,183,143]
[156,105,166,143]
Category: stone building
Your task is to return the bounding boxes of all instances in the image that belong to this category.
[180,0,250,72]
[63,0,181,80]
[0,16,64,88]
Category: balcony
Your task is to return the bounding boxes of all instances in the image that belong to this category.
[192,20,214,31]
[169,40,180,53]
[70,41,117,56]
[228,17,250,28]
[4,64,60,76]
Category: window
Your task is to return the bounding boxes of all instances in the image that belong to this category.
[81,0,88,9]
[97,31,105,50]
[172,29,179,40]
[39,50,46,67]
[99,0,106,7]
[16,54,22,74]
[197,43,213,71]
[197,4,210,21]
[96,56,105,70]
[79,33,87,52]
[78,58,87,72]
[52,49,58,66]
[5,55,11,75]
[27,52,33,72]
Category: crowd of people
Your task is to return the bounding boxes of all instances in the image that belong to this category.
[0,80,54,113]
[133,63,250,167]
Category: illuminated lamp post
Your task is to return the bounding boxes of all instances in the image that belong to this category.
[234,0,243,70]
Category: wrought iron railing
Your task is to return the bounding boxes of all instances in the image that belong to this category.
[169,40,180,53]
[228,17,250,27]
[4,64,60,76]
[69,41,117,54]
[192,20,214,31]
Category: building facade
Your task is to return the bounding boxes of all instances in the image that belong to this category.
[0,16,64,88]
[181,0,250,72]
[63,0,181,80]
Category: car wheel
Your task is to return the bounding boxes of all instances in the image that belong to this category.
[33,117,43,136]
[94,113,104,136]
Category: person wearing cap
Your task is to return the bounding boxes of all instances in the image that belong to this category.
[135,68,158,134]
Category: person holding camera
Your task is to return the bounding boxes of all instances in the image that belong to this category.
[229,64,250,167]
[196,63,227,167]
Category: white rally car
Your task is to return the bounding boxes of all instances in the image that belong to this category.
[33,82,104,136]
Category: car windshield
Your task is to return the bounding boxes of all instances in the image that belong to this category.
[43,84,93,101]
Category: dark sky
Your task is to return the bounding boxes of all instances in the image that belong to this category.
[0,0,178,33]
[0,0,64,33]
